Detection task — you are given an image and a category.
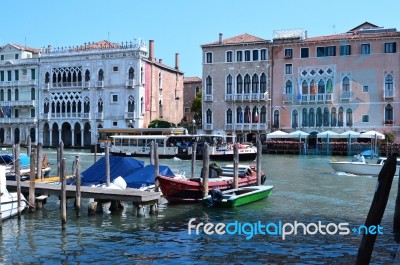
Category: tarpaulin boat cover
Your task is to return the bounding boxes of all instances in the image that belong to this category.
[81,156,144,186]
[124,164,175,188]
[0,154,30,167]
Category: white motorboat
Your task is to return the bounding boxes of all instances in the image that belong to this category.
[0,165,27,220]
[329,156,400,176]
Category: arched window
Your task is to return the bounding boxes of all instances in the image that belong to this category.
[346,108,353,126]
[206,109,212,124]
[342,77,350,92]
[323,107,329,126]
[236,74,243,94]
[84,97,90,113]
[385,74,394,97]
[140,97,144,114]
[302,108,308,127]
[206,76,212,95]
[226,75,232,94]
[244,106,251,123]
[128,67,135,80]
[226,109,232,124]
[318,79,325,94]
[236,107,243,123]
[7,89,11,101]
[385,104,393,122]
[140,67,144,84]
[252,74,259,93]
[338,107,344,127]
[0,89,3,101]
[15,88,19,101]
[273,110,280,128]
[244,74,250,93]
[158,72,162,89]
[260,106,267,123]
[326,79,333,93]
[128,96,135,113]
[31,87,35,100]
[309,108,315,127]
[98,99,103,112]
[331,107,337,127]
[85,70,90,81]
[292,110,298,128]
[44,98,49,114]
[45,72,50,83]
[316,107,322,127]
[302,80,308,98]
[252,106,259,123]
[195,86,200,95]
[260,73,267,93]
[98,69,104,81]
[285,80,293,94]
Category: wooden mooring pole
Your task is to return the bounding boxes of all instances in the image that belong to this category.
[154,143,159,192]
[202,143,210,198]
[29,152,36,212]
[60,158,67,230]
[191,142,197,179]
[26,136,31,156]
[256,135,262,186]
[105,144,110,187]
[355,155,397,264]
[36,143,42,181]
[233,143,239,189]
[13,144,23,218]
[75,155,81,216]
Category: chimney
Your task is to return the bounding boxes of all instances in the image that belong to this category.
[149,40,154,61]
[175,53,179,70]
[219,33,223,44]
[159,59,163,64]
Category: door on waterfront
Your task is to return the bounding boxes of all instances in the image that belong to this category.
[52,123,59,146]
[14,128,20,144]
[83,122,91,146]
[43,123,50,146]
[61,123,72,146]
[30,128,36,143]
[74,122,82,146]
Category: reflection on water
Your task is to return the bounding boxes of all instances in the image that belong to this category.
[0,149,398,264]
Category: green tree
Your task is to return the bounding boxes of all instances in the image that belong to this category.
[148,119,176,128]
[191,90,202,127]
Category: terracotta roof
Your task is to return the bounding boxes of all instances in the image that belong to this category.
[304,31,400,43]
[202,33,268,47]
[9,43,39,53]
[184,77,202,83]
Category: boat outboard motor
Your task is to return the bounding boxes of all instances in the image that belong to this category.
[207,188,223,207]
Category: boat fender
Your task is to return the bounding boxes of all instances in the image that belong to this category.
[207,188,223,207]
[261,174,267,185]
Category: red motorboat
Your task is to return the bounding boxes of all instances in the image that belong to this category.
[157,165,265,203]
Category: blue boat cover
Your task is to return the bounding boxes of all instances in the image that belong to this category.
[0,154,30,167]
[81,156,145,186]
[124,164,175,188]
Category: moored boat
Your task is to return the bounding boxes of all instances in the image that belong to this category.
[0,153,51,180]
[329,156,400,176]
[157,164,265,203]
[203,185,274,207]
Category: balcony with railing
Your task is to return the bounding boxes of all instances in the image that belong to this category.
[42,83,50,91]
[43,113,83,119]
[384,89,394,99]
[0,81,18,87]
[124,112,135,119]
[204,94,213,102]
[283,93,293,103]
[340,91,351,100]
[95,81,104,89]
[230,123,268,131]
[204,123,213,131]
[82,113,91,120]
[1,100,37,107]
[83,81,91,89]
[225,94,234,101]
[95,112,104,120]
[51,82,83,88]
[0,117,37,124]
[224,93,267,102]
[126,79,135,87]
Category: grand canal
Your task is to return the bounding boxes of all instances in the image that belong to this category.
[0,148,398,264]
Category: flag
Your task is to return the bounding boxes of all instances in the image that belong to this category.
[327,81,333,93]
[297,81,302,101]
[254,109,259,123]
[0,106,3,117]
[5,106,11,117]
[311,83,317,94]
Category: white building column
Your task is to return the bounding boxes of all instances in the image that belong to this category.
[49,129,53,146]
[81,128,84,147]
[71,129,75,147]
[58,129,62,145]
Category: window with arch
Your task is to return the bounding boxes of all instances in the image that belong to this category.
[342,76,350,92]
[326,79,333,93]
[128,67,135,80]
[244,106,251,123]
[128,96,135,113]
[331,107,337,127]
[85,70,90,81]
[292,110,298,128]
[141,97,144,114]
[226,75,232,94]
[236,74,243,94]
[273,110,280,128]
[260,73,267,93]
[7,89,11,101]
[310,80,316,94]
[0,89,4,101]
[31,87,35,100]
[44,98,49,113]
[285,80,293,94]
[84,97,90,113]
[260,106,267,123]
[252,106,259,123]
[237,107,243,123]
[226,109,233,124]
[252,74,259,93]
[140,67,144,84]
[15,88,19,101]
[316,107,322,127]
[346,108,353,126]
[309,108,315,127]
[302,108,308,127]
[385,104,393,122]
[206,109,212,124]
[98,69,104,81]
[206,76,212,95]
[195,86,200,95]
[385,74,394,97]
[318,79,325,94]
[244,74,251,94]
[338,107,344,126]
[158,72,162,89]
[98,98,103,112]
[323,107,329,126]
[302,80,308,97]
[45,72,50,83]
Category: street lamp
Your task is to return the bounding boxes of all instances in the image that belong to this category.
[192,119,196,135]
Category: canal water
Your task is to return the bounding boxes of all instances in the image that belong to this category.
[0,148,398,264]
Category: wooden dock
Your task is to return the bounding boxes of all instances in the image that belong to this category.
[6,180,161,205]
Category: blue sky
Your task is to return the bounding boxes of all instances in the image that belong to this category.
[1,0,399,77]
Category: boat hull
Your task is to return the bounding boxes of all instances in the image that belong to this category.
[111,151,257,161]
[1,191,27,220]
[329,161,400,176]
[157,174,258,203]
[204,186,274,208]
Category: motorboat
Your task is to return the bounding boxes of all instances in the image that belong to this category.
[0,165,27,220]
[0,153,51,180]
[329,156,400,176]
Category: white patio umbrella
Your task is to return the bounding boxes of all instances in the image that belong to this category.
[317,130,340,154]
[288,130,310,154]
[337,130,360,156]
[266,130,289,139]
[359,130,385,156]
